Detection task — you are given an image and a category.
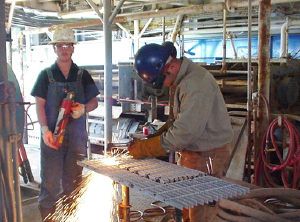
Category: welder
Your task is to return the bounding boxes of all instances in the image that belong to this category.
[31,28,99,221]
[128,42,233,222]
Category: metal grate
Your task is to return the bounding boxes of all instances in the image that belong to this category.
[79,155,249,210]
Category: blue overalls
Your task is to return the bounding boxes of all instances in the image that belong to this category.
[39,68,88,209]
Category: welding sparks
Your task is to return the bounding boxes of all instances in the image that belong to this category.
[48,172,118,222]
[100,155,120,166]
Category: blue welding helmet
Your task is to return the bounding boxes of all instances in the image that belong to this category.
[134,43,170,89]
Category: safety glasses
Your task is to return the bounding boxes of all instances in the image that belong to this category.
[54,43,74,49]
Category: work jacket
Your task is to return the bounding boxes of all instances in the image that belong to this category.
[161,57,233,152]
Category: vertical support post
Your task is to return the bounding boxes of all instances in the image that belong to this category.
[134,20,140,54]
[180,35,184,57]
[246,0,253,181]
[221,6,227,74]
[103,0,113,154]
[162,17,165,42]
[118,185,130,222]
[148,95,157,123]
[256,0,271,168]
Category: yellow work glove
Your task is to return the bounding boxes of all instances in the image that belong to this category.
[128,136,167,159]
[71,102,85,119]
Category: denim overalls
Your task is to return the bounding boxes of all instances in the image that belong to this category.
[39,68,88,208]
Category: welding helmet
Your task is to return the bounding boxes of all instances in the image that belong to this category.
[134,43,171,89]
[162,41,177,58]
[49,28,76,44]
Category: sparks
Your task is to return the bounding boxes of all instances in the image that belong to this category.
[47,172,117,222]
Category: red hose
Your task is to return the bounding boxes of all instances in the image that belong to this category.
[254,116,300,189]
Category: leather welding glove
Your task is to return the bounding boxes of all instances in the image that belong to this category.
[71,102,85,119]
[128,135,167,159]
[41,126,56,149]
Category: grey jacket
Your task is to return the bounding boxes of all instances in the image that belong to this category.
[161,57,233,152]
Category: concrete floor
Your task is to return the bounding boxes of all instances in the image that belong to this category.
[21,184,41,222]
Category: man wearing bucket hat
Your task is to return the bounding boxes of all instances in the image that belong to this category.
[128,42,233,222]
[31,28,99,221]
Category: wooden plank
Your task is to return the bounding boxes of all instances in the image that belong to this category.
[226,116,248,180]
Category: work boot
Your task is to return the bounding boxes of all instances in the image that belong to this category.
[38,205,56,222]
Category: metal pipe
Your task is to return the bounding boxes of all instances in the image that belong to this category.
[171,15,184,43]
[6,0,16,34]
[0,138,7,221]
[162,17,165,42]
[103,0,113,154]
[280,18,289,58]
[116,23,133,38]
[134,20,139,54]
[109,0,126,25]
[246,0,253,182]
[85,0,103,23]
[180,34,184,57]
[138,18,153,38]
[148,95,157,122]
[229,34,237,59]
[119,185,130,222]
[210,70,251,74]
[221,6,227,74]
[133,79,138,100]
[118,98,168,107]
[8,87,23,222]
[257,0,271,171]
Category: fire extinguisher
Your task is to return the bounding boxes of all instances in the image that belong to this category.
[52,91,75,149]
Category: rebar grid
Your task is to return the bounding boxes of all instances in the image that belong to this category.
[79,155,249,209]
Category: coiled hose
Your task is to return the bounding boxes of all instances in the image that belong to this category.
[254,116,300,189]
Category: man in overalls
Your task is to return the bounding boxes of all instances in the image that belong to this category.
[128,43,233,222]
[31,28,99,221]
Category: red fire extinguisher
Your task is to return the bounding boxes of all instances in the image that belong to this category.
[52,91,75,149]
